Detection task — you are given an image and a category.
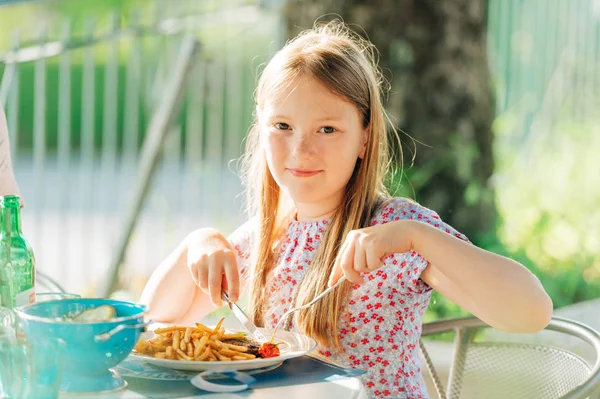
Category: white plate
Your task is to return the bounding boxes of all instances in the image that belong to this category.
[131,327,317,372]
[115,356,283,380]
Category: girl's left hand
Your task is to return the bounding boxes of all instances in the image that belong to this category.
[327,220,415,287]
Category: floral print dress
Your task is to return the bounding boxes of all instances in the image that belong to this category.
[228,197,469,399]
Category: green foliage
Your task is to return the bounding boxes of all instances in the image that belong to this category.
[0,0,277,155]
[386,108,600,322]
[48,0,152,19]
[491,111,600,308]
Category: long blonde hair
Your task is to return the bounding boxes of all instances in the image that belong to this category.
[240,21,400,349]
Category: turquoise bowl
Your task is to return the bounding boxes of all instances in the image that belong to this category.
[16,298,149,394]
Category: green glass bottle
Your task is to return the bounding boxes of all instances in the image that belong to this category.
[0,195,35,308]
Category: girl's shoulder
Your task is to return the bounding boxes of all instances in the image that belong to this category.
[372,197,433,222]
[227,217,258,253]
[372,197,469,241]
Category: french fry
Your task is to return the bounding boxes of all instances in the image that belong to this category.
[220,348,256,359]
[151,335,171,345]
[176,348,193,361]
[222,342,248,352]
[172,330,181,350]
[194,323,213,334]
[134,339,150,353]
[154,326,188,334]
[212,348,231,361]
[150,342,168,352]
[199,334,209,347]
[222,333,246,339]
[184,327,192,343]
[193,339,202,358]
[207,338,222,349]
[213,318,224,334]
[197,345,212,361]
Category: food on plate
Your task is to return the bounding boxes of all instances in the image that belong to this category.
[70,305,117,322]
[134,318,281,362]
[258,342,281,358]
[220,335,262,357]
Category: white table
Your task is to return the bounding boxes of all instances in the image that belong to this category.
[56,312,368,398]
[61,377,369,399]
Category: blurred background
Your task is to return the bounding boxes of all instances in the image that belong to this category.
[0,0,598,323]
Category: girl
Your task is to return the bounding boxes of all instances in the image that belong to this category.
[141,21,552,398]
[0,103,22,198]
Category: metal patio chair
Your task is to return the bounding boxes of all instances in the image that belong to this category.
[420,316,600,399]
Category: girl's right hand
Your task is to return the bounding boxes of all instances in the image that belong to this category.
[185,228,240,307]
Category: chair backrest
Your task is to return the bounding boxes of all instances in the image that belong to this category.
[420,317,600,399]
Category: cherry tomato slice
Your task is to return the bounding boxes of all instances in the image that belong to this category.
[258,342,280,358]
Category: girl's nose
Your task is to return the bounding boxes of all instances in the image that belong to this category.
[290,131,316,159]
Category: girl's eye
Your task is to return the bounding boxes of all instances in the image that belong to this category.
[275,123,290,130]
[319,126,336,134]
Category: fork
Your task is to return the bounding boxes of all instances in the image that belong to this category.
[271,276,347,340]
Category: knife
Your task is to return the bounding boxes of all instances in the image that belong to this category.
[221,291,268,343]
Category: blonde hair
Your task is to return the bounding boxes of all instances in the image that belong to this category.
[240,20,400,349]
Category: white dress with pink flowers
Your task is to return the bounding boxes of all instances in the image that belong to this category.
[228,197,469,399]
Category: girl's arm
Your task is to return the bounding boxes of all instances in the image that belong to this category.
[140,233,214,325]
[328,201,553,334]
[414,220,553,333]
[141,223,253,326]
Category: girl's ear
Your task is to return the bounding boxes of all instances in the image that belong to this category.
[358,126,369,159]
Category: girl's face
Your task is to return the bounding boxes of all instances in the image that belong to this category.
[260,76,367,220]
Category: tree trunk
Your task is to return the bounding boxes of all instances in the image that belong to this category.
[285,0,496,240]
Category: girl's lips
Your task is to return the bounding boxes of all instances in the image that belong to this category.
[287,169,322,177]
